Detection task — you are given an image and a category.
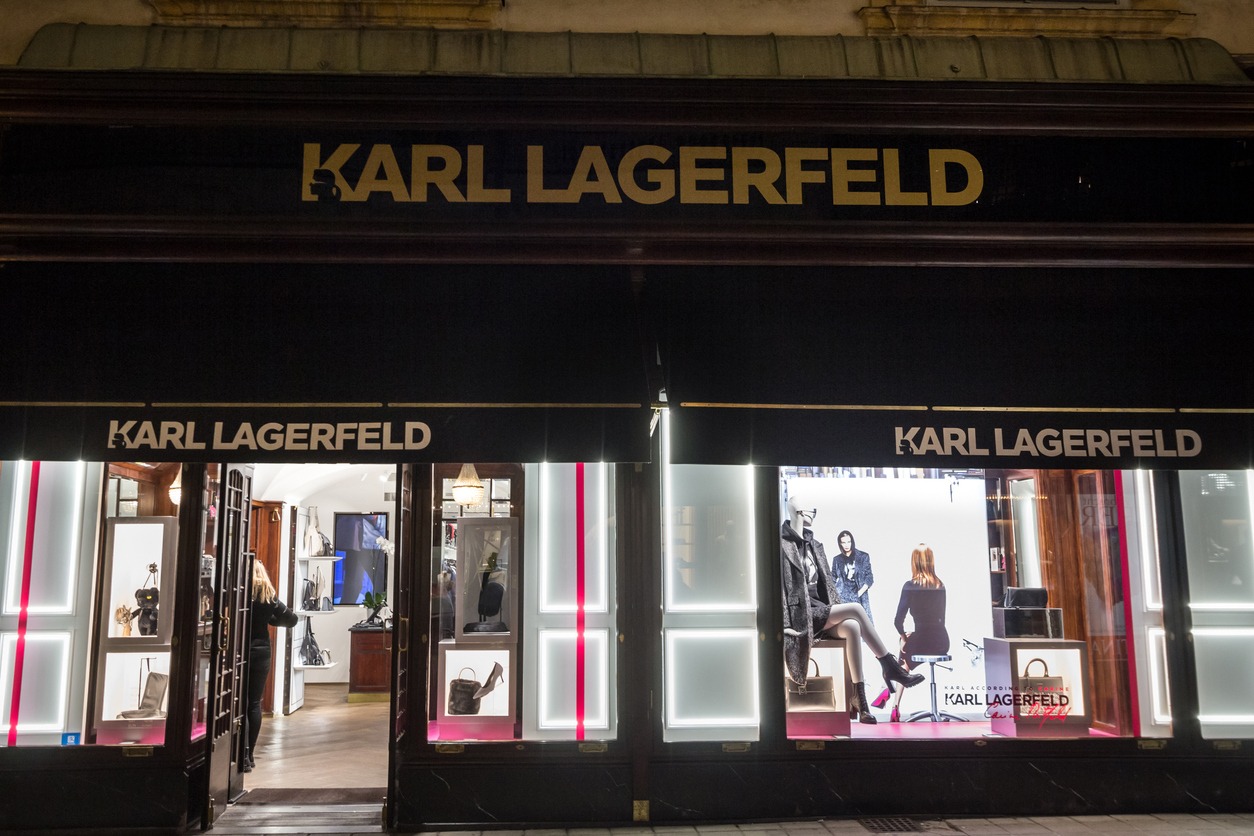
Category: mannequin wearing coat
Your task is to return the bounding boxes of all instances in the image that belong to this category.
[781,494,922,723]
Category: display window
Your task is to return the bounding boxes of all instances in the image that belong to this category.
[1,459,186,747]
[778,466,1167,741]
[428,461,618,743]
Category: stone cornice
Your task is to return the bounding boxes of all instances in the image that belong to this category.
[148,0,498,28]
[859,2,1195,38]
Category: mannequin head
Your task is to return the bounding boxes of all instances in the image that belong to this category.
[785,494,815,529]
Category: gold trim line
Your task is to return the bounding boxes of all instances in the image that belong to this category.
[1179,408,1254,414]
[0,401,147,408]
[388,402,645,409]
[151,402,385,408]
[678,402,928,411]
[932,406,1177,414]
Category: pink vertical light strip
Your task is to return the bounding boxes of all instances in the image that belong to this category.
[7,461,41,747]
[1113,471,1142,733]
[575,462,586,741]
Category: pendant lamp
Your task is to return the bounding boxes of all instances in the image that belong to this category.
[451,463,485,506]
[168,468,182,505]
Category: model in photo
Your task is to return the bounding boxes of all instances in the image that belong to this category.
[833,529,875,623]
[781,495,923,724]
[875,543,950,722]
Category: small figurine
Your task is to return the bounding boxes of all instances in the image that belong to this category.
[114,604,134,637]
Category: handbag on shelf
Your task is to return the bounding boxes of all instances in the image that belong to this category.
[300,622,326,666]
[447,667,482,715]
[307,507,334,557]
[1019,657,1064,696]
[301,577,317,612]
[311,566,334,611]
[784,658,837,713]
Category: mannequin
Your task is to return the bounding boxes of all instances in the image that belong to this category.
[781,494,923,724]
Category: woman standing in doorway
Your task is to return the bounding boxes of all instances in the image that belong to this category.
[246,561,299,771]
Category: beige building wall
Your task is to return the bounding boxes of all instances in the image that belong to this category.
[0,0,1251,68]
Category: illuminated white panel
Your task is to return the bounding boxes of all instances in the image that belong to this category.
[1191,627,1254,736]
[0,632,72,732]
[664,629,759,729]
[662,413,756,613]
[537,629,610,729]
[1134,470,1164,610]
[4,461,31,616]
[539,463,609,614]
[1146,627,1172,724]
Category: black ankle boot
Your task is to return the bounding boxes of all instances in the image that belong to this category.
[854,682,878,725]
[878,653,924,690]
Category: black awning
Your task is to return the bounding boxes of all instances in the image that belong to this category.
[654,266,1254,469]
[0,263,653,463]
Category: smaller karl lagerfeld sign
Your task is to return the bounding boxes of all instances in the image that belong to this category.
[894,426,1202,459]
[107,420,431,453]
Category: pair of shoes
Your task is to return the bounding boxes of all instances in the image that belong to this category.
[890,707,901,723]
[473,662,504,699]
[854,682,878,725]
[878,653,925,691]
[870,687,891,709]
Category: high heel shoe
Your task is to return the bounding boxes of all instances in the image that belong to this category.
[890,706,900,723]
[878,653,924,690]
[473,662,504,699]
[854,682,878,725]
[870,687,892,709]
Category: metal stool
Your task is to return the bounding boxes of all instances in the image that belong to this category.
[905,655,967,723]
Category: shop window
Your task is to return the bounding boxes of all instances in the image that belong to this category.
[1,460,183,747]
[1179,470,1254,740]
[778,466,1166,741]
[660,412,760,743]
[429,462,618,743]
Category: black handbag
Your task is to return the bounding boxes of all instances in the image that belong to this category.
[784,658,837,713]
[1019,657,1064,696]
[300,622,325,666]
[301,578,317,612]
[464,575,508,633]
[448,667,482,715]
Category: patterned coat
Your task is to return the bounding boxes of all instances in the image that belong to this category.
[832,546,875,623]
[781,521,836,684]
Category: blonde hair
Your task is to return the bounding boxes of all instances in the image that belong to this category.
[252,561,277,603]
[910,544,943,589]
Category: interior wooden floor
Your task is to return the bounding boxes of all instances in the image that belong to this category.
[248,683,390,790]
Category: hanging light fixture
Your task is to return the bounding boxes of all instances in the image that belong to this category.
[451,463,485,506]
[168,467,182,505]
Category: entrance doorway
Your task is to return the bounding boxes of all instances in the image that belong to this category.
[236,463,397,804]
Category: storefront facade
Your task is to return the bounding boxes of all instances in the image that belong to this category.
[2,26,1254,833]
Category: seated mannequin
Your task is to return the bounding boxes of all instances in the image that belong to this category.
[780,494,923,724]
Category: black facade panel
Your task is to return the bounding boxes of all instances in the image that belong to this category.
[657,267,1254,467]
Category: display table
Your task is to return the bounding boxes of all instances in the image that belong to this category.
[348,626,392,702]
[984,637,1091,737]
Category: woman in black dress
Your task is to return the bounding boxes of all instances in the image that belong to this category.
[878,544,948,721]
[245,561,299,771]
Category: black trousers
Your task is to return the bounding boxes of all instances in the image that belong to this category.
[246,639,272,758]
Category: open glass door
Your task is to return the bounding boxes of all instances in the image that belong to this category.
[202,464,253,825]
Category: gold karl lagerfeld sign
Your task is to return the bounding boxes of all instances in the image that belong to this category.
[302,143,984,206]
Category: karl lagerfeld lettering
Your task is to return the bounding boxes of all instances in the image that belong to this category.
[107,420,431,453]
[894,426,1202,459]
[302,143,984,207]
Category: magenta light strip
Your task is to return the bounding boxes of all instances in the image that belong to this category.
[8,461,41,746]
[575,462,586,740]
[1113,471,1142,732]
